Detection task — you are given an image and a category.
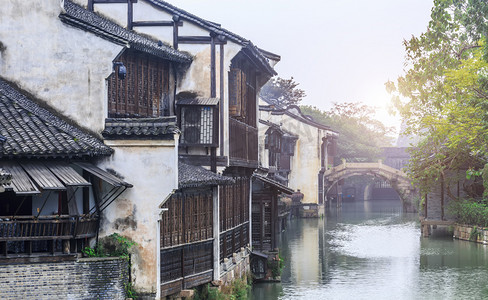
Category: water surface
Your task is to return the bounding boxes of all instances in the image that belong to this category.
[252,200,488,300]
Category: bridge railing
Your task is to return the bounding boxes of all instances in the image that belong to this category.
[324,161,408,179]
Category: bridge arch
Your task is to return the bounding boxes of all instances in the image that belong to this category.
[323,162,418,212]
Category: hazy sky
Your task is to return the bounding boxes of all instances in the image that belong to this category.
[165,0,434,131]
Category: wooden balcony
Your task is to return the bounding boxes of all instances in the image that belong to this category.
[0,215,98,256]
[229,118,258,167]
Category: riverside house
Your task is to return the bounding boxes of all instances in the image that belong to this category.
[259,102,338,217]
[0,0,279,298]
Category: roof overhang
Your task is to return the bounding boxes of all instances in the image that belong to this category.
[1,161,132,196]
[253,174,294,195]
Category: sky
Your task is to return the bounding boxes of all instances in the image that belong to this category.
[165,0,434,133]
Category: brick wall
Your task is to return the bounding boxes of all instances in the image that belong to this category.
[0,257,128,300]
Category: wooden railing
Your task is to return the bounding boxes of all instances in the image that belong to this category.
[0,215,98,241]
[229,118,258,165]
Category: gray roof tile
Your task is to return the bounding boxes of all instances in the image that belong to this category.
[102,117,179,139]
[0,78,113,158]
[178,162,234,188]
[60,0,192,64]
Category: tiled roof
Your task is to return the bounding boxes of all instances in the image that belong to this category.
[177,98,219,106]
[260,103,337,133]
[178,162,234,188]
[0,168,12,186]
[0,78,113,158]
[102,117,179,139]
[60,0,192,64]
[144,0,276,75]
[253,174,294,195]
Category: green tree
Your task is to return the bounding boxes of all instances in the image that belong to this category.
[301,102,394,164]
[386,0,488,195]
[260,77,306,107]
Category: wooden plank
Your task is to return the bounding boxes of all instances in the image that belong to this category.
[20,162,65,191]
[420,219,455,226]
[178,36,226,45]
[48,163,91,187]
[183,270,213,289]
[160,278,183,298]
[2,162,40,195]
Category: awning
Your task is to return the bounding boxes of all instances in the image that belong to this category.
[20,161,66,191]
[74,162,132,213]
[253,174,294,195]
[48,163,91,187]
[1,161,92,195]
[74,162,132,188]
[2,161,40,195]
[177,98,219,106]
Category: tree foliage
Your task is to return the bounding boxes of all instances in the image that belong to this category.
[260,77,306,107]
[301,103,394,164]
[386,0,488,194]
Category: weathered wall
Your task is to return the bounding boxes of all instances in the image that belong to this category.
[0,0,122,135]
[0,257,128,300]
[99,138,179,299]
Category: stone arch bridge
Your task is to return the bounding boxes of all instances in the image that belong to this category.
[323,161,418,212]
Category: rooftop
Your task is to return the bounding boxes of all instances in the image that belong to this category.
[0,78,113,158]
[178,162,234,189]
[102,117,180,140]
[60,0,192,64]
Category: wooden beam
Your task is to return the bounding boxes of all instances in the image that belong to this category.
[132,21,183,27]
[93,0,137,3]
[178,36,227,45]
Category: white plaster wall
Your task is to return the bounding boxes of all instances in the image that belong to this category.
[95,3,128,27]
[258,120,270,169]
[0,0,122,135]
[98,138,179,297]
[260,110,330,204]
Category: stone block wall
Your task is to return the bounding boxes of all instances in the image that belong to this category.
[454,224,488,244]
[220,248,250,285]
[0,257,128,300]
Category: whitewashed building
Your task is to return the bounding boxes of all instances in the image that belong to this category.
[0,0,279,298]
[259,102,338,216]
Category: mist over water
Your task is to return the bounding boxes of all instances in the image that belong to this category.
[252,199,488,300]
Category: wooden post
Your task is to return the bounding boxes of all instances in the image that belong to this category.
[441,175,445,221]
[172,15,179,49]
[212,186,220,280]
[210,33,216,98]
[219,41,225,157]
[424,193,428,219]
[127,0,133,30]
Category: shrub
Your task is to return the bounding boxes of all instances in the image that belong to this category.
[449,199,488,227]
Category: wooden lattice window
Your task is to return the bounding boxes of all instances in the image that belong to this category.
[160,190,213,249]
[108,50,170,117]
[228,54,257,127]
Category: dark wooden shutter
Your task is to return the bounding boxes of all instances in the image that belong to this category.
[229,68,242,117]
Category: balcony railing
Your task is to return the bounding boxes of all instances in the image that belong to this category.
[229,118,258,166]
[0,215,98,242]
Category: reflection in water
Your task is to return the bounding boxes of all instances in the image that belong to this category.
[252,199,488,300]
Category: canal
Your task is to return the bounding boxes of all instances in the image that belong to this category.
[252,199,488,299]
